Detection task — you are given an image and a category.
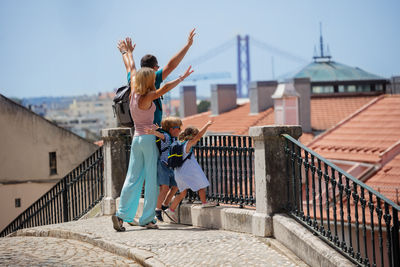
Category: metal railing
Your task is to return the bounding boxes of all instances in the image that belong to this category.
[283,134,400,267]
[1,148,104,237]
[124,134,255,207]
[193,134,255,207]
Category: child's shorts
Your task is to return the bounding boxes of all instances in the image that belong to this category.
[157,160,177,187]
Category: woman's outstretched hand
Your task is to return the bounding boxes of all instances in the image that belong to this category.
[179,66,194,81]
[126,37,136,53]
[117,40,127,54]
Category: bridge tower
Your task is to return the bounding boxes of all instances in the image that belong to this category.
[237,35,251,98]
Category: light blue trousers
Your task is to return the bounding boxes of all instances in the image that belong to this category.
[116,135,159,225]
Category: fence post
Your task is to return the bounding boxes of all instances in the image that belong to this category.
[101,128,131,215]
[62,178,69,222]
[249,125,302,236]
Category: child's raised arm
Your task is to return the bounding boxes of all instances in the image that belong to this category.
[186,120,213,153]
[144,125,165,140]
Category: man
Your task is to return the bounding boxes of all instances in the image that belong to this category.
[118,28,196,125]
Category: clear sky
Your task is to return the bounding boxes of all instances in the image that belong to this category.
[0,0,399,99]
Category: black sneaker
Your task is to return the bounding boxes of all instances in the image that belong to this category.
[155,210,163,222]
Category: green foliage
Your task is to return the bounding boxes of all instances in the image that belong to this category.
[197,100,210,113]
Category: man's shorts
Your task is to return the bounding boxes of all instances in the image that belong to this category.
[157,160,177,187]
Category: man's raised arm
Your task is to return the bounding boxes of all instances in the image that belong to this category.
[162,28,196,80]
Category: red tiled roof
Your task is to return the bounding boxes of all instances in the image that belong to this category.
[182,102,275,136]
[308,95,400,164]
[311,96,377,131]
[181,96,377,144]
[365,153,400,205]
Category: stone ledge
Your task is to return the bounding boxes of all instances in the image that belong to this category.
[128,198,273,237]
[272,213,356,267]
[13,228,165,267]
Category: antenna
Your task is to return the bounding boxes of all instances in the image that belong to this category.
[313,22,332,62]
[319,22,324,57]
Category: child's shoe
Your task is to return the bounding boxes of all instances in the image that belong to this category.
[201,202,217,208]
[155,209,163,222]
[164,208,178,223]
[144,222,159,229]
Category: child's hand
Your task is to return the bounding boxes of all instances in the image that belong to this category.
[145,124,161,135]
[206,120,213,127]
[144,127,155,135]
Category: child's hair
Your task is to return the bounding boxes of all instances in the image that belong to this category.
[161,117,182,132]
[134,67,156,95]
[179,126,199,141]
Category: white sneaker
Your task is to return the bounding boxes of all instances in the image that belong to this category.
[201,202,217,208]
[164,209,178,223]
[127,219,139,226]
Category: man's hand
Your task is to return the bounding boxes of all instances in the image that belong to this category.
[187,28,196,47]
[126,37,136,53]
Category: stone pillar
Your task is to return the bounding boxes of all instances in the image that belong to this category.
[101,128,131,215]
[249,125,302,236]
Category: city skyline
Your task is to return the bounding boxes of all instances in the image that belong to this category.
[0,0,399,99]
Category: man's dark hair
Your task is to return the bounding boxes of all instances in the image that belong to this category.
[140,54,158,68]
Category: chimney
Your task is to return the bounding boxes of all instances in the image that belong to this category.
[211,84,237,115]
[391,76,400,94]
[272,82,300,126]
[294,78,312,132]
[179,85,197,118]
[249,81,278,114]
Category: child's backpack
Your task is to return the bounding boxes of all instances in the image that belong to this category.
[167,140,192,169]
[155,129,172,154]
[112,84,134,128]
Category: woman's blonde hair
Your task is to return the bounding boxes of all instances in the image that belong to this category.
[161,117,182,132]
[134,67,156,95]
[179,126,199,141]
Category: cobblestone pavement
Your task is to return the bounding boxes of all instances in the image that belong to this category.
[0,236,140,267]
[7,216,308,267]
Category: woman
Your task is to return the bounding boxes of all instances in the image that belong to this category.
[112,65,193,231]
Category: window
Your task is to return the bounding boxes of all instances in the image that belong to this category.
[312,86,334,94]
[15,198,21,208]
[49,152,57,175]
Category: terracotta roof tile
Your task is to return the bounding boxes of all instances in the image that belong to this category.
[311,96,377,131]
[309,95,400,163]
[365,153,400,205]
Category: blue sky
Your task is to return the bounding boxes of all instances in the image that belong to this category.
[0,0,399,99]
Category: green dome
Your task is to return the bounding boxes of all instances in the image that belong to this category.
[294,61,385,82]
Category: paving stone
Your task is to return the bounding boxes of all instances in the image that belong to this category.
[0,236,140,267]
[9,216,307,266]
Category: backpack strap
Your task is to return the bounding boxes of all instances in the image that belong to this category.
[181,141,192,163]
[160,132,173,153]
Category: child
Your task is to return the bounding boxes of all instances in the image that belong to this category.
[146,117,182,222]
[165,120,216,223]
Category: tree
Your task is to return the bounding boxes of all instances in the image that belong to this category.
[197,100,210,113]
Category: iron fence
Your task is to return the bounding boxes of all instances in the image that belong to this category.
[193,134,255,206]
[283,134,400,267]
[124,134,255,207]
[0,148,104,237]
